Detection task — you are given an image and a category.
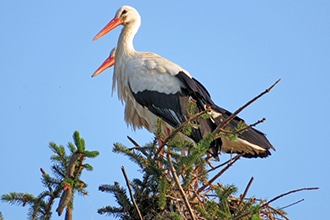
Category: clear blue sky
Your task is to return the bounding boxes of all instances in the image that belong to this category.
[1,1,329,219]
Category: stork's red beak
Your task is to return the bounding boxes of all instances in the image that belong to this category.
[93,17,122,40]
[91,55,115,77]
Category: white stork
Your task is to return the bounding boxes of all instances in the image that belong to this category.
[92,48,193,145]
[92,5,275,158]
[92,47,116,78]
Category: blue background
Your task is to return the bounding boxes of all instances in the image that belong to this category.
[1,1,329,219]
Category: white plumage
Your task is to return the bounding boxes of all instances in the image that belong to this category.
[93,5,275,159]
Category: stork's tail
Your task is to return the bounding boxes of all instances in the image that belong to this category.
[209,105,275,158]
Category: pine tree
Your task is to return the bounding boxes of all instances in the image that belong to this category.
[96,79,317,220]
[1,79,318,219]
[1,131,99,220]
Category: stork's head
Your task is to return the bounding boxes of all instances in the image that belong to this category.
[91,47,116,77]
[93,6,141,40]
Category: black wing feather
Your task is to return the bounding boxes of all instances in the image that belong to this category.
[176,71,274,158]
[131,71,274,159]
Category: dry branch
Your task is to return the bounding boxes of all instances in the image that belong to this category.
[237,177,254,209]
[121,166,143,220]
[213,78,281,136]
[280,199,304,210]
[167,153,196,220]
[196,155,241,195]
[261,187,319,208]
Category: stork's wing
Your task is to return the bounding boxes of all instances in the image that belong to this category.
[127,56,196,128]
[129,56,274,158]
[176,72,275,158]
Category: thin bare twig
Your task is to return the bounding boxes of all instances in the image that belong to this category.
[127,136,140,148]
[247,117,266,128]
[216,118,266,139]
[237,177,254,209]
[196,155,242,195]
[280,198,304,210]
[205,154,241,174]
[167,153,196,220]
[267,205,289,220]
[154,110,208,159]
[126,136,151,159]
[121,166,143,220]
[261,187,319,208]
[233,118,266,136]
[212,78,281,136]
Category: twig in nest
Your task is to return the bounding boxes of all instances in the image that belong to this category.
[213,78,281,136]
[196,155,241,195]
[237,177,254,209]
[205,154,241,175]
[154,110,208,159]
[261,187,319,208]
[121,166,143,220]
[167,153,196,220]
[267,205,289,220]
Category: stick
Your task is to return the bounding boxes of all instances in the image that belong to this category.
[261,187,319,208]
[154,110,208,159]
[280,198,304,210]
[205,154,241,174]
[167,153,196,220]
[237,177,254,209]
[126,136,151,159]
[267,205,289,220]
[121,166,143,220]
[212,78,281,136]
[196,155,241,195]
[127,136,140,148]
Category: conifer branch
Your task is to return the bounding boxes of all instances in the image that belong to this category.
[212,78,281,136]
[167,153,196,220]
[1,131,98,219]
[154,110,209,159]
[126,136,151,159]
[121,166,143,220]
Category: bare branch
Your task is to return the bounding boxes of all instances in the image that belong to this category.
[267,205,289,220]
[205,154,241,174]
[121,166,143,220]
[197,155,242,195]
[237,177,254,209]
[261,187,319,208]
[213,78,281,136]
[167,153,196,220]
[280,198,304,210]
[127,136,141,148]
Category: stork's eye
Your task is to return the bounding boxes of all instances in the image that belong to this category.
[121,10,128,16]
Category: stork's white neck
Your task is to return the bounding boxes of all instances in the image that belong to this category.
[112,16,141,101]
[116,18,141,57]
